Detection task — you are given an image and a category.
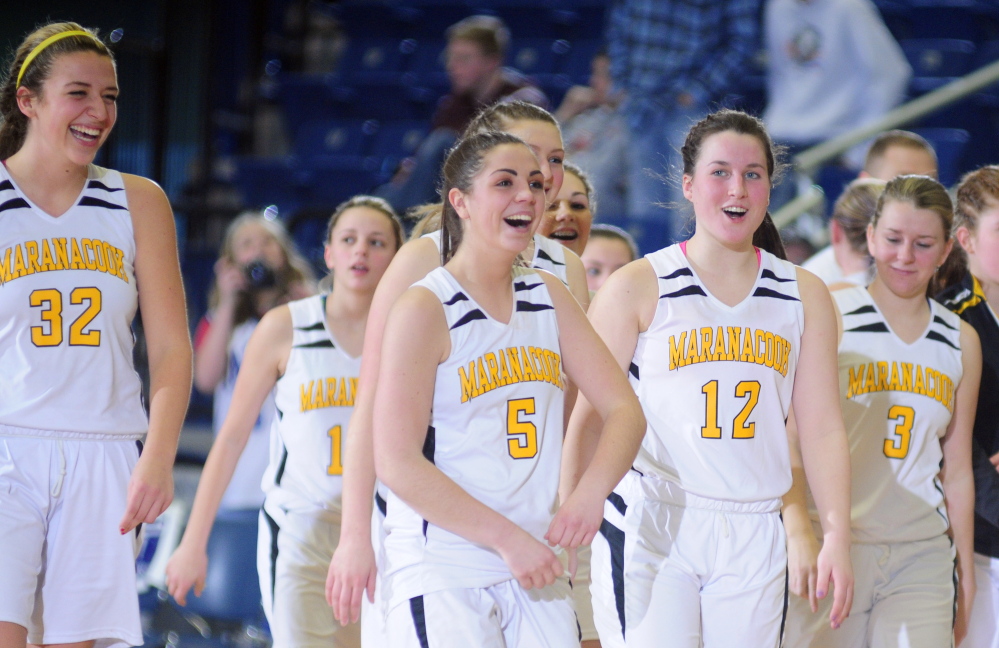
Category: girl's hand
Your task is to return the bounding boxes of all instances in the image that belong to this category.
[815,533,853,630]
[214,258,247,302]
[165,541,208,606]
[786,528,821,611]
[496,528,564,590]
[326,533,378,625]
[545,489,603,550]
[118,452,173,534]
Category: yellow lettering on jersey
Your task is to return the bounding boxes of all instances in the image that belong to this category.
[901,363,913,392]
[726,326,740,361]
[754,330,766,365]
[864,362,877,393]
[11,244,27,280]
[457,346,563,402]
[69,238,85,270]
[39,239,55,272]
[81,239,97,270]
[300,376,358,411]
[763,332,775,368]
[847,365,865,398]
[740,327,754,363]
[913,366,925,396]
[0,247,11,284]
[711,326,726,362]
[669,331,687,370]
[300,382,312,411]
[485,353,501,390]
[889,362,901,391]
[844,361,955,412]
[684,329,699,366]
[697,327,711,363]
[25,241,42,275]
[93,241,108,272]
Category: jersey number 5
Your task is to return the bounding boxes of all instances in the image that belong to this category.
[883,405,914,459]
[701,380,761,439]
[29,287,102,347]
[507,398,537,459]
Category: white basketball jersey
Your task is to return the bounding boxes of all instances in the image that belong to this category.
[0,165,147,436]
[834,286,963,544]
[423,230,570,285]
[632,245,803,502]
[263,295,360,520]
[382,266,565,607]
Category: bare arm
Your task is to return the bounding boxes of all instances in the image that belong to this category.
[947,321,982,646]
[121,174,193,534]
[165,306,291,605]
[539,271,646,550]
[327,237,440,623]
[782,409,821,611]
[560,260,657,511]
[192,259,244,394]
[373,287,564,590]
[792,268,853,628]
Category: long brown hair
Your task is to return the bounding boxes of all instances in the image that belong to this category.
[0,22,113,159]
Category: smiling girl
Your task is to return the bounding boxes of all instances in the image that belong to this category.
[0,22,192,648]
[565,110,853,647]
[166,196,402,647]
[372,130,644,646]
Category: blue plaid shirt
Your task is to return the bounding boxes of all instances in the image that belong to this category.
[607,0,761,117]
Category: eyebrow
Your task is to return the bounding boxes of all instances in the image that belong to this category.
[708,160,765,169]
[65,81,118,91]
[491,168,518,176]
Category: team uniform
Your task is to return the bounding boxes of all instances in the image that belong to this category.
[591,244,803,648]
[0,165,146,647]
[785,286,963,648]
[256,295,361,647]
[939,274,999,647]
[424,228,601,640]
[382,266,577,647]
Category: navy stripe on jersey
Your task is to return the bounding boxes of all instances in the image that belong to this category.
[660,285,707,300]
[600,520,627,639]
[450,309,487,330]
[0,197,30,214]
[296,321,325,331]
[629,362,639,380]
[752,287,801,301]
[263,509,280,604]
[514,280,544,292]
[410,597,431,648]
[87,180,124,192]
[79,196,127,210]
[779,566,789,643]
[275,406,284,421]
[375,492,387,516]
[761,269,794,283]
[927,330,960,350]
[844,304,877,316]
[274,445,289,485]
[659,267,693,281]
[536,248,565,266]
[845,322,891,334]
[422,426,436,538]
[0,180,13,192]
[607,492,627,516]
[293,339,336,349]
[443,291,468,306]
[516,300,554,312]
[933,315,959,331]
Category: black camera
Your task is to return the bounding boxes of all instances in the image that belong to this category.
[243,260,277,290]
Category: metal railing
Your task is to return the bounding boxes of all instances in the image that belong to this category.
[773,59,999,229]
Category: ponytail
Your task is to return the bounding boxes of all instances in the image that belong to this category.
[752,212,787,261]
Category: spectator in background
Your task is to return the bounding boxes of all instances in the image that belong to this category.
[376,15,547,213]
[606,0,761,252]
[581,224,638,294]
[556,50,629,220]
[802,130,938,285]
[764,0,911,204]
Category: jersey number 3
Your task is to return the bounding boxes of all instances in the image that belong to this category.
[29,287,102,347]
[884,405,914,459]
[701,380,761,439]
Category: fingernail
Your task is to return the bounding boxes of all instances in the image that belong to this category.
[817,590,825,598]
[120,528,126,535]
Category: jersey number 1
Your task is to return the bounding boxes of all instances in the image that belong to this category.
[701,380,761,439]
[327,425,343,475]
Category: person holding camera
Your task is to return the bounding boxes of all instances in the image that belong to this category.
[193,212,315,510]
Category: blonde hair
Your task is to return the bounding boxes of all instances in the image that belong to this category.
[831,178,886,256]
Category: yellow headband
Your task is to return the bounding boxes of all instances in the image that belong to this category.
[16,30,100,88]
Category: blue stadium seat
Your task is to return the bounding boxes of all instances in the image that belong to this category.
[334,37,416,85]
[234,157,302,212]
[276,74,353,140]
[293,119,376,159]
[913,127,970,186]
[901,39,976,95]
[298,156,382,206]
[506,39,571,86]
[406,39,449,91]
[906,0,980,40]
[558,39,602,85]
[369,120,430,159]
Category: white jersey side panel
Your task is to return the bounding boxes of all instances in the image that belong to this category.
[632,245,803,502]
[0,165,147,435]
[383,266,565,607]
[423,230,569,285]
[264,295,360,520]
[833,286,962,543]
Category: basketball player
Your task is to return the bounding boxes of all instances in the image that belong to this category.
[0,22,192,648]
[566,110,854,647]
[166,197,402,647]
[373,130,644,647]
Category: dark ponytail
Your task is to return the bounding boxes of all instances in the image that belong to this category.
[752,212,787,260]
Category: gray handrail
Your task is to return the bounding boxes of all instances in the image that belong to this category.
[774,59,999,227]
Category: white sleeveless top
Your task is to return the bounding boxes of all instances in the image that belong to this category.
[263,295,360,521]
[830,286,963,543]
[423,230,569,285]
[631,244,804,503]
[382,266,565,607]
[0,164,147,436]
